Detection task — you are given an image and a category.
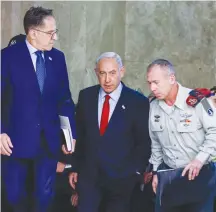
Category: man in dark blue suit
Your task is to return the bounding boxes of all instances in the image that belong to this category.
[69,52,151,212]
[1,6,76,212]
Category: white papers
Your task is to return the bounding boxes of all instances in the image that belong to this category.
[59,115,74,152]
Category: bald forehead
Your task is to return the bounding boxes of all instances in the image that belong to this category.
[97,58,119,70]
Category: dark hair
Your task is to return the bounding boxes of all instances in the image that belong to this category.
[210,86,216,93]
[23,6,53,34]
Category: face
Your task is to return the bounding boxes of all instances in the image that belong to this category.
[95,58,125,94]
[30,16,58,51]
[147,65,175,100]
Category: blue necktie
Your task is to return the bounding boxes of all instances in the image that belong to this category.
[35,51,46,93]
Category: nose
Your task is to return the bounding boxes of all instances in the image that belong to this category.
[105,74,111,83]
[150,83,157,92]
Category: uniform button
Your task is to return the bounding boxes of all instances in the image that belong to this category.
[176,157,178,159]
[172,131,174,133]
[37,124,40,126]
[174,144,176,146]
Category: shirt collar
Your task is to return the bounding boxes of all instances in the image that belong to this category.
[25,39,41,55]
[174,83,186,110]
[99,82,123,102]
[159,83,187,111]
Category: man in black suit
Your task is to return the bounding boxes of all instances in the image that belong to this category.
[69,52,151,212]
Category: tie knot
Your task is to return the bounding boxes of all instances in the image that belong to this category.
[35,50,43,57]
[105,95,110,101]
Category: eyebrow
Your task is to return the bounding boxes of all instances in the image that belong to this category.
[99,70,117,73]
[109,70,117,73]
[148,80,159,83]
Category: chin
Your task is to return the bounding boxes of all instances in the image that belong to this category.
[103,87,114,94]
[155,94,164,100]
[46,47,53,51]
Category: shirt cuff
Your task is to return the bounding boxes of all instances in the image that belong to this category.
[195,151,210,164]
[153,164,159,171]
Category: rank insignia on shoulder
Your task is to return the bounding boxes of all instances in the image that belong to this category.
[186,88,214,116]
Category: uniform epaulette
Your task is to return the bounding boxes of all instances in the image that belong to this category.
[186,88,214,116]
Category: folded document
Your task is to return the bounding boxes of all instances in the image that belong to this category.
[59,115,75,152]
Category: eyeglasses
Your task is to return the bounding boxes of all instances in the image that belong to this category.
[33,28,58,39]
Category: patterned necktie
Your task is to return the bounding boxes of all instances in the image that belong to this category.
[100,95,111,136]
[35,50,46,93]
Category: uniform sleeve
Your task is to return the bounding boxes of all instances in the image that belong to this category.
[195,98,216,164]
[149,104,163,171]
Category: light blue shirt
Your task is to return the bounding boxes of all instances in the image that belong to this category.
[98,83,123,127]
[25,39,44,72]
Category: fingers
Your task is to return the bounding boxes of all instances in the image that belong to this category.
[182,164,190,177]
[1,144,11,156]
[74,173,78,183]
[182,164,201,180]
[74,195,78,206]
[189,166,199,180]
[62,145,68,154]
[152,181,157,194]
[152,182,157,194]
[7,136,13,148]
[195,167,200,177]
[62,145,72,155]
[71,194,78,207]
[2,141,12,155]
[69,173,78,189]
[152,175,158,194]
[0,135,13,156]
[69,176,75,189]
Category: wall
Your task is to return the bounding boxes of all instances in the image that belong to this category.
[1,1,215,101]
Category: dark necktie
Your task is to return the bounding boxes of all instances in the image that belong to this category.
[100,95,110,136]
[35,50,46,93]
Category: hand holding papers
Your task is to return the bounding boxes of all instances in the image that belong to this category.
[59,115,75,152]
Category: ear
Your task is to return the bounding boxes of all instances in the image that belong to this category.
[169,74,175,85]
[94,67,98,75]
[28,29,36,40]
[120,66,125,78]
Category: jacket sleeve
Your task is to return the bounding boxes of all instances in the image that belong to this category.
[132,96,151,173]
[71,90,86,173]
[195,98,216,163]
[58,53,76,139]
[1,48,12,134]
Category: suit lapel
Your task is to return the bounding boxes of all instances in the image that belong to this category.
[90,85,101,134]
[21,42,41,95]
[103,84,128,135]
[42,51,53,95]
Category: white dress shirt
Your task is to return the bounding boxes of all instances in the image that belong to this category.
[98,83,123,127]
[25,39,44,72]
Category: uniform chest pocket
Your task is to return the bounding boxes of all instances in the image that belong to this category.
[150,116,165,132]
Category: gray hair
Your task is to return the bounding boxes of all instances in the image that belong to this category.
[147,59,175,75]
[95,52,123,70]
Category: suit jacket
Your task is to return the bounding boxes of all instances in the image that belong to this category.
[74,84,151,181]
[1,41,76,158]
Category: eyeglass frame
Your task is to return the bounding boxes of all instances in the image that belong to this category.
[32,28,58,39]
